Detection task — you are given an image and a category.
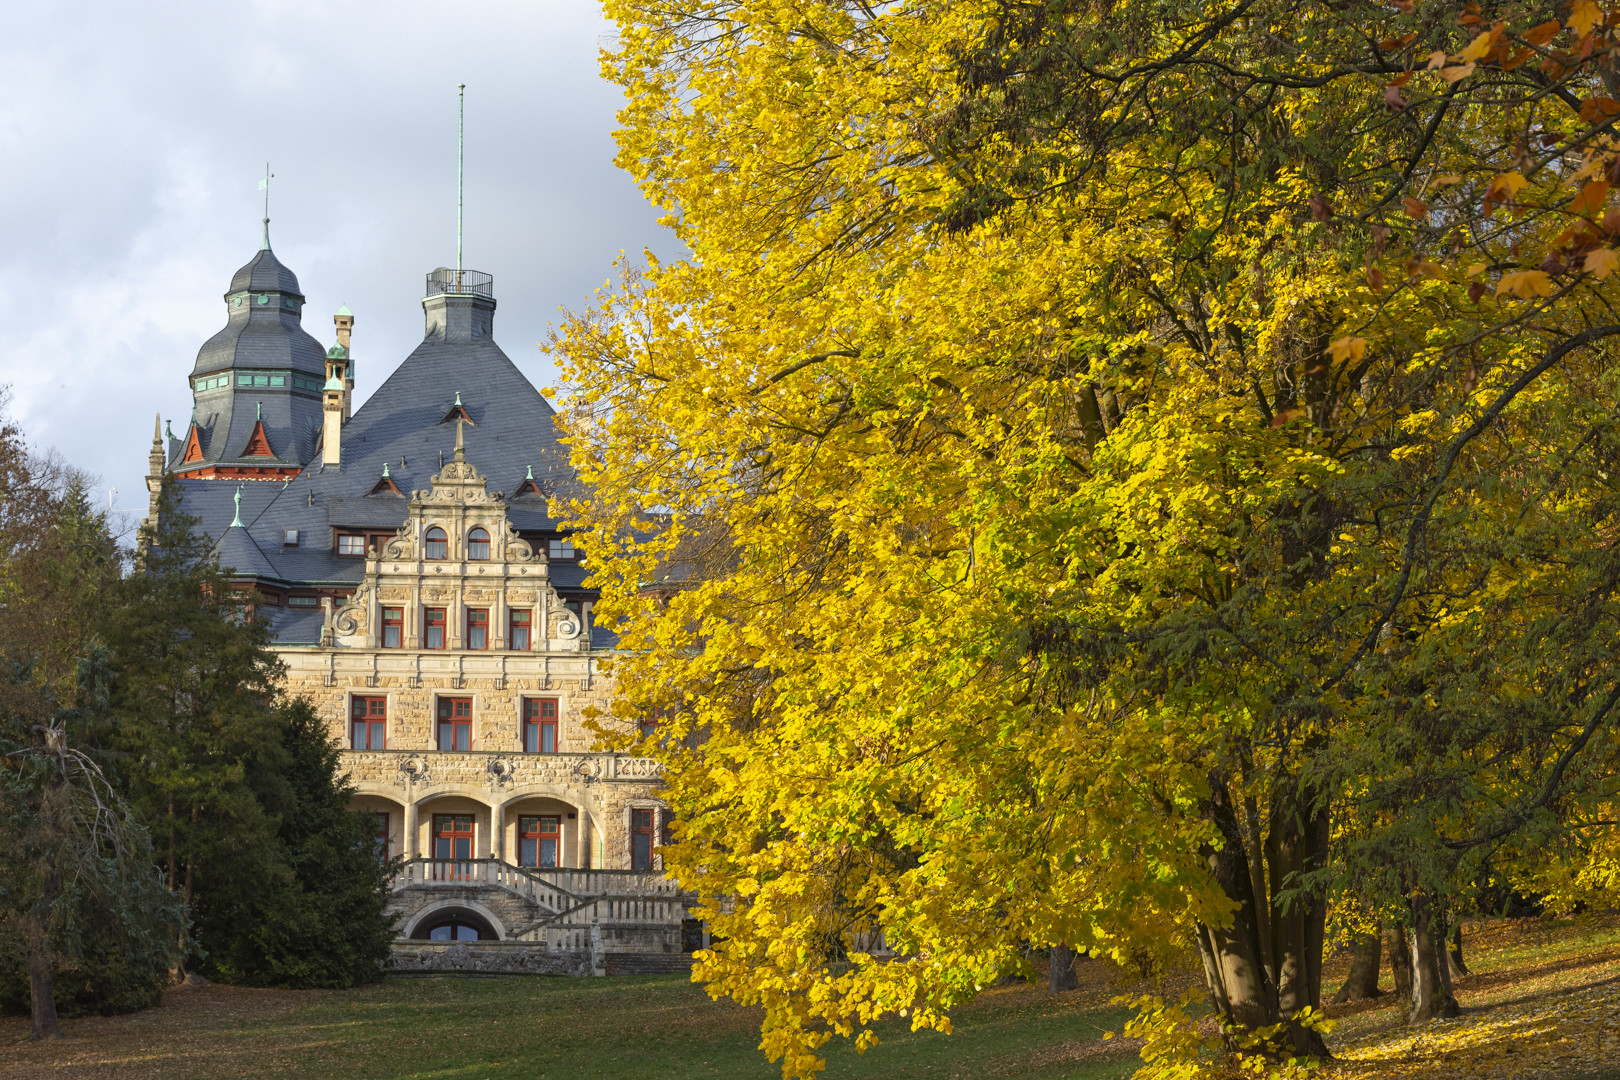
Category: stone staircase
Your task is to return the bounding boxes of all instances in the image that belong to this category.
[386,858,694,976]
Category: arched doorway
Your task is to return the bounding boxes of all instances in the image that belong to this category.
[411,906,499,942]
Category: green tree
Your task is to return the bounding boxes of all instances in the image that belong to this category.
[91,481,395,987]
[0,396,182,1037]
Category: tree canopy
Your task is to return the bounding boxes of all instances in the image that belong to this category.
[560,0,1620,1074]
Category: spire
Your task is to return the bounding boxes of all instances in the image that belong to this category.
[259,163,274,250]
[457,84,466,272]
[152,413,162,443]
[231,485,244,528]
[454,414,466,461]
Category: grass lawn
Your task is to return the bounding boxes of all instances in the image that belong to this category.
[4,915,1617,1080]
[0,968,1140,1080]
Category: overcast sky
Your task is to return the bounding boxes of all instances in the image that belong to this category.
[0,0,670,529]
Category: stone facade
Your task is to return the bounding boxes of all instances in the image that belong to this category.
[272,431,672,947]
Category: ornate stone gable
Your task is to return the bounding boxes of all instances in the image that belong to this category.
[331,420,585,651]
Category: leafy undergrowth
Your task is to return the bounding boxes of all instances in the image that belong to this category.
[1318,915,1620,1080]
[1,916,1614,1079]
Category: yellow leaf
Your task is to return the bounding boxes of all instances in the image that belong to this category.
[1426,49,1448,70]
[1496,270,1555,298]
[1488,172,1529,202]
[1584,248,1619,279]
[1458,29,1495,63]
[1433,174,1464,186]
[1439,62,1477,83]
[1568,0,1602,37]
[1468,263,1487,276]
[1325,337,1368,364]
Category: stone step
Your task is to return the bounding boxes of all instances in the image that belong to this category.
[604,952,695,976]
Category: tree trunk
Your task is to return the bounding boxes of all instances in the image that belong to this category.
[1389,923,1413,1008]
[1243,794,1273,983]
[1408,896,1460,1022]
[1197,774,1280,1038]
[1331,930,1383,1002]
[1265,784,1331,1058]
[1448,922,1468,978]
[25,869,61,1042]
[1049,946,1080,992]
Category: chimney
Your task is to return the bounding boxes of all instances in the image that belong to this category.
[322,340,348,466]
[334,307,355,420]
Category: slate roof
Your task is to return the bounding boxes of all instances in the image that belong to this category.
[229,241,304,296]
[174,268,591,644]
[212,523,280,580]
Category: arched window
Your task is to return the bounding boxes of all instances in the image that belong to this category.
[424,526,448,560]
[467,527,490,561]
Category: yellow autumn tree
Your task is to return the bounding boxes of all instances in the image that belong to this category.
[558,0,1620,1074]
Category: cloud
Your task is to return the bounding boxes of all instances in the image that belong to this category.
[0,0,671,520]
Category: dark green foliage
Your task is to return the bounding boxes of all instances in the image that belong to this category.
[0,663,185,1022]
[87,482,395,988]
[197,699,397,988]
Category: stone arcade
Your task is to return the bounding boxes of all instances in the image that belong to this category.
[140,226,691,975]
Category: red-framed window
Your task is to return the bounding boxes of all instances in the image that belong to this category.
[437,697,472,751]
[424,607,446,649]
[638,706,669,742]
[432,813,475,865]
[373,812,390,862]
[468,527,490,560]
[631,808,655,871]
[518,815,561,868]
[351,696,386,750]
[523,698,558,754]
[509,609,531,651]
[467,608,489,650]
[425,526,448,560]
[381,607,403,649]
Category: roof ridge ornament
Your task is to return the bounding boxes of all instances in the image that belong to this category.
[231,484,244,528]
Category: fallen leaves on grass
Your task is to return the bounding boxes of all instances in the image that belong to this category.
[1324,981,1620,1079]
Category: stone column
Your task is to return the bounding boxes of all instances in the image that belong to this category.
[405,799,419,859]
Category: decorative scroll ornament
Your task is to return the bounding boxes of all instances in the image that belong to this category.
[398,756,431,786]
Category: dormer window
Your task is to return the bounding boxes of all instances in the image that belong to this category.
[425,527,449,560]
[467,527,490,561]
[548,539,576,561]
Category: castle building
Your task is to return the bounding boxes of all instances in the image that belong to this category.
[142,224,688,974]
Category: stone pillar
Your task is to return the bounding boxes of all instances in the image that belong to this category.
[405,800,419,859]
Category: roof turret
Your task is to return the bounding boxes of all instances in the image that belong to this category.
[228,244,303,297]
